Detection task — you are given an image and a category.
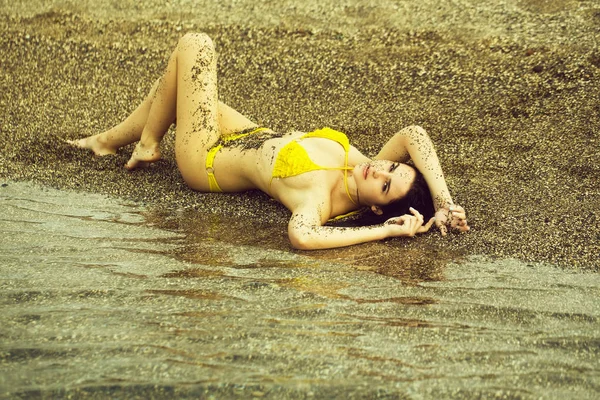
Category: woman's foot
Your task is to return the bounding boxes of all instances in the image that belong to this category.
[67,134,117,156]
[125,141,161,170]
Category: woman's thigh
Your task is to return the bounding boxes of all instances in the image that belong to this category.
[172,33,261,191]
[218,102,259,136]
[173,33,220,190]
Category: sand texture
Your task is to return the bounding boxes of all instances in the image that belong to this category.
[0,0,599,271]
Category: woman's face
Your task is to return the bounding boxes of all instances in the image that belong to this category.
[352,160,416,207]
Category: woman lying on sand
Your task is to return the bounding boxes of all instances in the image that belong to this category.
[70,33,469,250]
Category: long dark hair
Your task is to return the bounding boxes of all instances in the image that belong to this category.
[331,166,435,227]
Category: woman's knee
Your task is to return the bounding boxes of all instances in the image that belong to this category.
[400,125,428,139]
[177,33,215,57]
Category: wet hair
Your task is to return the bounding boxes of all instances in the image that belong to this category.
[332,166,435,227]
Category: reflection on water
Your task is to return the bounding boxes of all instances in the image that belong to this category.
[146,207,463,285]
[1,182,598,399]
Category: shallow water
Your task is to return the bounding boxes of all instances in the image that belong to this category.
[1,182,598,399]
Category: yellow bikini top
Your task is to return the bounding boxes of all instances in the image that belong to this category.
[271,127,357,205]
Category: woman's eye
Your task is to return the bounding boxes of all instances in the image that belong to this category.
[382,182,389,192]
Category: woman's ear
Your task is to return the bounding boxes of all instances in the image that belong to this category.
[370,205,383,215]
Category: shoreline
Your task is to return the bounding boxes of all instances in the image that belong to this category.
[2,180,597,398]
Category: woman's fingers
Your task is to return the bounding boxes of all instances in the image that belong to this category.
[451,211,466,220]
[397,205,469,237]
[409,207,424,221]
[408,208,425,235]
[454,219,469,227]
[407,208,436,236]
[419,217,436,233]
[450,205,470,232]
[435,217,448,236]
[388,209,458,237]
[447,204,470,234]
[450,218,470,231]
[456,222,470,232]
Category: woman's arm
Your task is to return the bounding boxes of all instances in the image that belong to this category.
[375,125,452,209]
[288,206,434,250]
[375,125,469,235]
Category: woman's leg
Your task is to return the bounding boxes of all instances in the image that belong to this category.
[125,33,222,177]
[68,79,160,155]
[70,47,179,162]
[169,33,221,189]
[125,51,178,169]
[71,33,256,186]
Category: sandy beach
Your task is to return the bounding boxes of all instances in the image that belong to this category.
[1,0,599,271]
[0,0,599,398]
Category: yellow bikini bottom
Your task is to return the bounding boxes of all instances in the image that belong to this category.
[205,127,270,192]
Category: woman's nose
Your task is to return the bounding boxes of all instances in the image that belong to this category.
[373,169,388,179]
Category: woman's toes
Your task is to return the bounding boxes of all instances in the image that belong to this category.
[125,158,139,170]
[66,138,87,148]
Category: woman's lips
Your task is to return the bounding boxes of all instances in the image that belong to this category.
[363,164,371,180]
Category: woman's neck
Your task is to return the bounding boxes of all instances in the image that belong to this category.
[331,171,361,217]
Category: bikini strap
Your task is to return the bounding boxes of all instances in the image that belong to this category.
[206,144,223,192]
[343,153,357,205]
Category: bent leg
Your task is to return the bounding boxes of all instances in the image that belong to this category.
[68,79,160,155]
[171,33,221,190]
[71,33,258,188]
[125,50,178,169]
[71,47,178,161]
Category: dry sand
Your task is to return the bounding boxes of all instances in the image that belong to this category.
[0,0,599,272]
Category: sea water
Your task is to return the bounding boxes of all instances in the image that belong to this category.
[1,182,598,399]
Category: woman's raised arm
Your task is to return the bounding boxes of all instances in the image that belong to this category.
[375,125,469,235]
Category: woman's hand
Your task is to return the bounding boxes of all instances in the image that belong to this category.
[434,204,470,236]
[384,207,436,237]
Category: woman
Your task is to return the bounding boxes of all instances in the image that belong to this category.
[70,33,469,249]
